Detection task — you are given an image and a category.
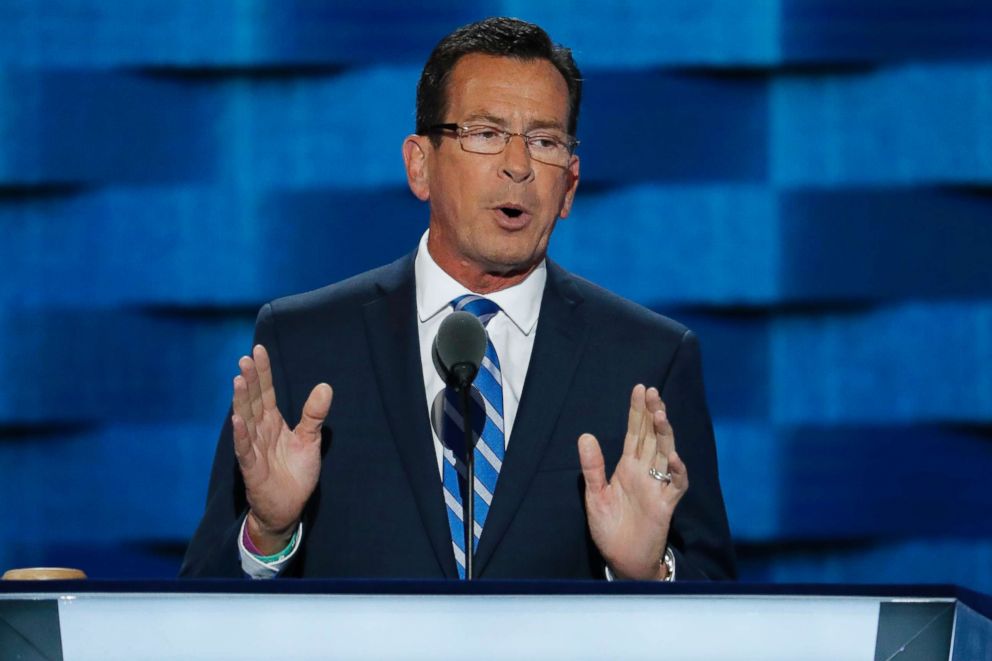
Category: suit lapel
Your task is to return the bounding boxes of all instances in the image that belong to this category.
[363,253,458,578]
[474,261,588,574]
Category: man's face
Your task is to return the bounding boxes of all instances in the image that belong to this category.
[406,53,580,290]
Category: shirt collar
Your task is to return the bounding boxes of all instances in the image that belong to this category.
[415,230,545,335]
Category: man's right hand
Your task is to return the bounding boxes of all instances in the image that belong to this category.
[231,344,333,555]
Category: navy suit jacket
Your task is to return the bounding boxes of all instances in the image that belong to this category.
[180,252,736,580]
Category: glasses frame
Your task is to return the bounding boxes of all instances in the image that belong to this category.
[427,123,579,167]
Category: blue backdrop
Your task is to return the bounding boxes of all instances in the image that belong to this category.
[2,0,991,588]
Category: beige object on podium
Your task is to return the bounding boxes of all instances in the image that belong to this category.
[2,567,87,580]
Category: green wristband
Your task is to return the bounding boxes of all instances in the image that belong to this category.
[253,529,299,563]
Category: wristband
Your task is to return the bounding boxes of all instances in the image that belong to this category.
[243,521,298,563]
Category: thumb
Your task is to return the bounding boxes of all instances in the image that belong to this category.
[578,433,608,494]
[296,383,333,442]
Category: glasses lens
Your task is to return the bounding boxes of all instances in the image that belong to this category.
[457,125,574,166]
[526,135,569,166]
[460,127,506,154]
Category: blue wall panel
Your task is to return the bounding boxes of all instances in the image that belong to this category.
[781,0,992,63]
[717,424,992,542]
[553,185,780,305]
[771,303,992,424]
[507,1,781,67]
[772,65,992,185]
[0,71,217,184]
[0,310,253,423]
[712,423,781,540]
[1,1,991,590]
[0,67,421,187]
[0,1,496,67]
[779,189,992,302]
[203,66,418,188]
[1,186,424,307]
[0,422,221,577]
[740,539,992,587]
[555,186,992,305]
[775,425,992,540]
[0,423,218,544]
[580,72,768,184]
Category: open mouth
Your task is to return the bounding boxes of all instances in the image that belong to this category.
[500,207,524,219]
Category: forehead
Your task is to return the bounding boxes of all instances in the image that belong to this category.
[444,53,570,129]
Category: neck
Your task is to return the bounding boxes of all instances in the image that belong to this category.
[426,233,538,294]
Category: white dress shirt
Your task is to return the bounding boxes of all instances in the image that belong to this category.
[415,230,545,472]
[240,231,546,577]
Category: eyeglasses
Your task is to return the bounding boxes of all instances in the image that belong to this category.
[428,123,579,168]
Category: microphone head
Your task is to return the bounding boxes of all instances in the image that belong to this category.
[433,311,487,389]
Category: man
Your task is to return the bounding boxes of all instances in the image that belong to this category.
[181,17,735,581]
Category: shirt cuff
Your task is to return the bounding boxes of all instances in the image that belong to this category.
[238,516,303,579]
[604,547,676,582]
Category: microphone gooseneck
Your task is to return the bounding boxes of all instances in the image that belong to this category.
[432,310,487,579]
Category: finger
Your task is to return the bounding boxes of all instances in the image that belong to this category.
[232,374,256,439]
[231,413,256,470]
[645,386,664,415]
[295,383,333,443]
[253,344,279,412]
[639,388,661,461]
[622,384,646,458]
[654,402,676,459]
[635,387,655,461]
[646,414,670,475]
[578,433,608,494]
[652,452,670,477]
[666,451,689,497]
[240,355,264,422]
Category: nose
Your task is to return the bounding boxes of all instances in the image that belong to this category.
[499,134,534,184]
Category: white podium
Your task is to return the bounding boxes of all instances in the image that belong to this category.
[2,581,989,660]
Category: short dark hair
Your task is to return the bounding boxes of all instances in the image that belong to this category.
[415,17,583,143]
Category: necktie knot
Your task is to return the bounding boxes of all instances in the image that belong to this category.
[451,295,500,327]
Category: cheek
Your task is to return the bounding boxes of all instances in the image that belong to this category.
[543,178,572,217]
[435,167,482,215]
[429,180,464,222]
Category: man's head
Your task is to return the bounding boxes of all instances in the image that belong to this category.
[415,17,583,143]
[403,18,583,293]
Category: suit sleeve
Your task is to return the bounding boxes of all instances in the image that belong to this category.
[661,330,737,580]
[179,303,297,578]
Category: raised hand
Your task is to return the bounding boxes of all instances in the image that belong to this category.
[231,344,332,554]
[577,384,688,580]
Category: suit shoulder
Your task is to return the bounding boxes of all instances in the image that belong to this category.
[563,269,690,342]
[260,254,412,322]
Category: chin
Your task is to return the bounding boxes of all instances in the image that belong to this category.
[480,247,542,275]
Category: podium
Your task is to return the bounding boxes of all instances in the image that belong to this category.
[2,581,990,660]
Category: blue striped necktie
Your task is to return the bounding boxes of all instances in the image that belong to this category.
[438,294,505,579]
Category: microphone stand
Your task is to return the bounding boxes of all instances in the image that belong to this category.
[459,385,476,580]
[451,363,477,580]
[434,312,486,582]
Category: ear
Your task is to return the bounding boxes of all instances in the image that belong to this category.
[558,154,580,219]
[403,134,431,202]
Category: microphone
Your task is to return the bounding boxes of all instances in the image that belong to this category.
[432,310,487,579]
[432,311,487,391]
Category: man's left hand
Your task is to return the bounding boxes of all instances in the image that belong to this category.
[577,384,688,580]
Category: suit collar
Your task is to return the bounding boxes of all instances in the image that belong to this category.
[363,254,588,579]
[363,251,460,578]
[474,260,588,575]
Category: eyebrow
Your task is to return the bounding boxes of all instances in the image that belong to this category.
[461,112,566,133]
